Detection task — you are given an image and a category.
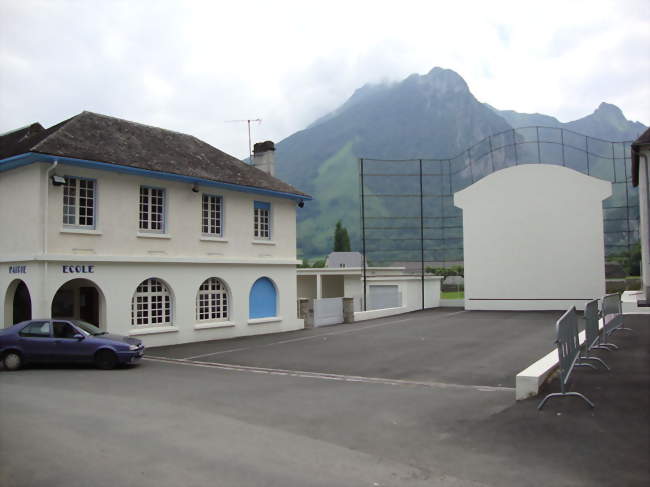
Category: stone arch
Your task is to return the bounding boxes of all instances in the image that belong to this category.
[51,278,107,329]
[3,279,32,327]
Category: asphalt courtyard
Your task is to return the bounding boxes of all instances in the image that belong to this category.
[1,309,648,487]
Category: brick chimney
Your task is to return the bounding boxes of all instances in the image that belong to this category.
[252,141,275,176]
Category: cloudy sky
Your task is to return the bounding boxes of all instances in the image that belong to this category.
[1,0,648,159]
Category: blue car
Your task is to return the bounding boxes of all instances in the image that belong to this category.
[0,319,144,371]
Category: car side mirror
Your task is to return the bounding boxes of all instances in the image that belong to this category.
[73,334,85,341]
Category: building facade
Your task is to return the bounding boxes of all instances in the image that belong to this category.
[0,112,310,346]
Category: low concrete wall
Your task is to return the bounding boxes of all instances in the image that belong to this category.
[354,306,409,322]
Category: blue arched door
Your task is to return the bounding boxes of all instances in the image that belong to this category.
[249,277,277,319]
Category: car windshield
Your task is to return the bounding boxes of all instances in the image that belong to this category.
[71,319,105,336]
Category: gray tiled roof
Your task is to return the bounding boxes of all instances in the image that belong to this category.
[0,111,309,198]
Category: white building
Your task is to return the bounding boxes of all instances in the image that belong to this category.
[297,264,442,321]
[0,112,310,346]
[627,127,650,311]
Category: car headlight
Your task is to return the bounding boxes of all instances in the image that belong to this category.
[129,344,141,351]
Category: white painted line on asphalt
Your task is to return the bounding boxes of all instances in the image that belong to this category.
[144,355,514,393]
[181,310,468,361]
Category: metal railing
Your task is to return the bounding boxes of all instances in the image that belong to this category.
[537,307,596,410]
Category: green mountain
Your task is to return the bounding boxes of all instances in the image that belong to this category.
[275,68,647,258]
[275,67,511,258]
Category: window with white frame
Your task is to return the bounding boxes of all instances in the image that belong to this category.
[253,201,271,239]
[63,177,96,227]
[202,194,223,236]
[139,186,165,232]
[131,278,172,327]
[196,277,229,321]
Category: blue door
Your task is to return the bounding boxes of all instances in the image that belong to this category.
[249,277,277,319]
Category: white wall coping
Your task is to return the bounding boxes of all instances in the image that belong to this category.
[354,306,411,322]
[129,326,179,336]
[193,321,236,330]
[364,275,443,282]
[0,255,301,265]
[247,316,283,325]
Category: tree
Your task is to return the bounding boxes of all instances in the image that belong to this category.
[333,220,351,252]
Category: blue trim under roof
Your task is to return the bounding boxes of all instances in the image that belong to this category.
[0,152,312,202]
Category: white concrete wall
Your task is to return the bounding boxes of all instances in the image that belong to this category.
[0,163,45,257]
[638,149,650,297]
[344,275,363,311]
[297,275,317,299]
[454,164,611,311]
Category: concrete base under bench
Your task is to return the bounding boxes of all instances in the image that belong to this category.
[621,290,650,314]
[516,327,591,400]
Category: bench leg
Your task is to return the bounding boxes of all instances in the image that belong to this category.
[538,392,595,410]
[575,362,597,370]
[580,355,610,371]
[612,326,633,333]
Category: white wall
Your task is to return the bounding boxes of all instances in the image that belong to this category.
[638,149,650,297]
[454,164,611,311]
[0,163,44,256]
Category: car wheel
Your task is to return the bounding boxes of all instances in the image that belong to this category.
[95,350,118,370]
[3,351,23,371]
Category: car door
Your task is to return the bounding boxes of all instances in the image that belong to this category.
[17,321,54,362]
[51,321,95,362]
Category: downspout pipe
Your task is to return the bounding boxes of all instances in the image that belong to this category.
[43,160,58,318]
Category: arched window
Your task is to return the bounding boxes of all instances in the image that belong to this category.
[249,277,277,319]
[196,278,229,321]
[131,278,172,327]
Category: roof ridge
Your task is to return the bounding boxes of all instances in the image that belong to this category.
[80,111,204,141]
[0,122,43,138]
[30,114,81,152]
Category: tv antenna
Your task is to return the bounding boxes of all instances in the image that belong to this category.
[225,118,262,160]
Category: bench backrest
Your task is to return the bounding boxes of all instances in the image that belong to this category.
[584,299,600,348]
[555,306,581,392]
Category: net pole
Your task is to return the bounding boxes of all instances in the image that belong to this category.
[360,158,367,311]
[419,159,425,310]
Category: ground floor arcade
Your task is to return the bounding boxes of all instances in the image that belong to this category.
[1,259,303,346]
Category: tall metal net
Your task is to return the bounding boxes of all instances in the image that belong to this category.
[359,127,638,309]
